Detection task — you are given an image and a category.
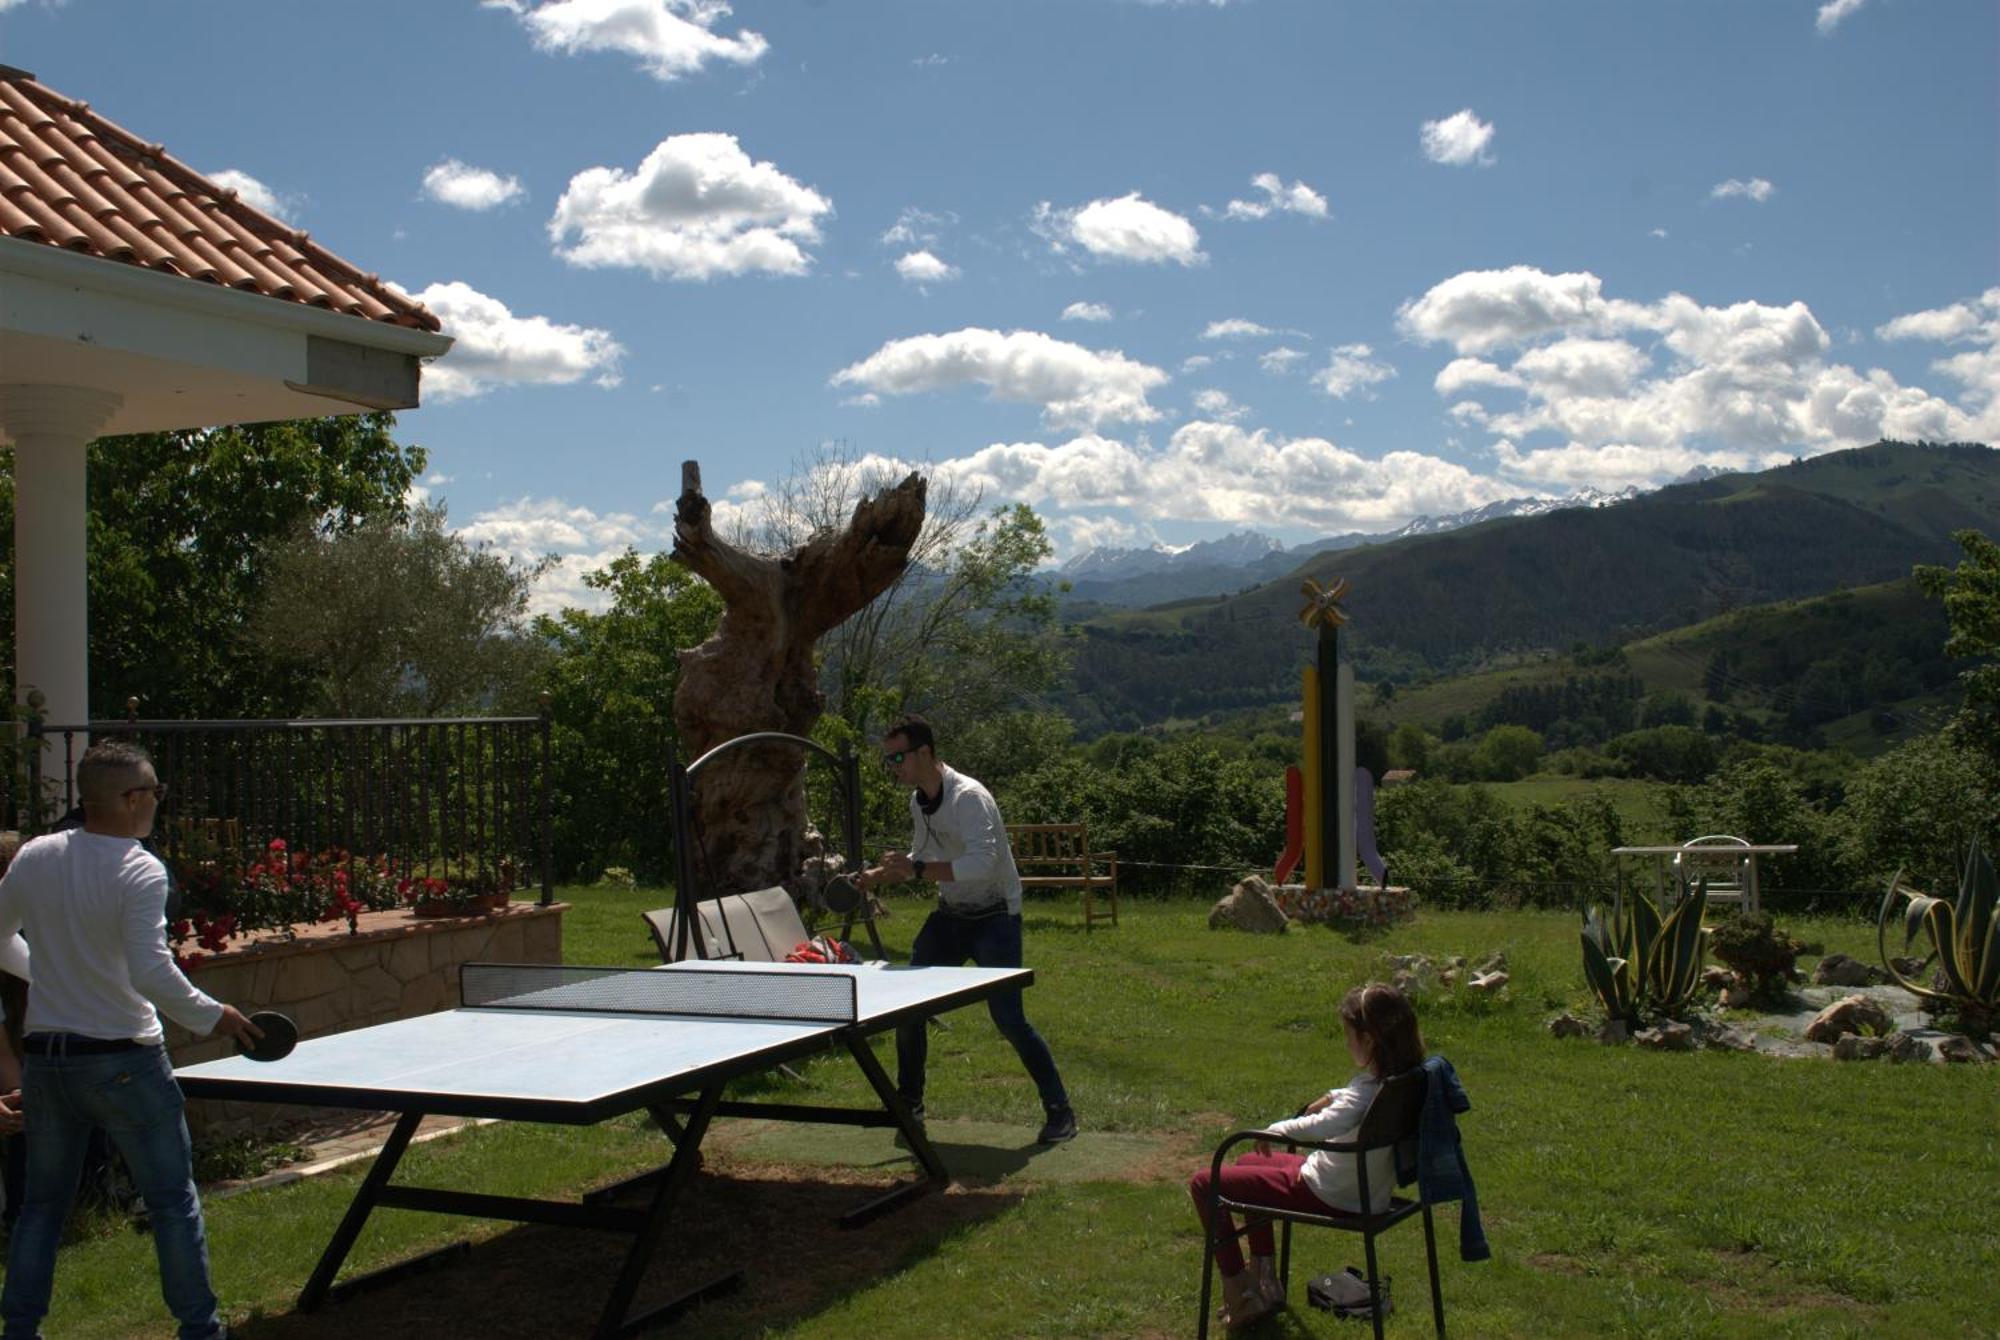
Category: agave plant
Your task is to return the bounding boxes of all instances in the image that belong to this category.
[1581,880,1711,1027]
[1878,837,1999,1036]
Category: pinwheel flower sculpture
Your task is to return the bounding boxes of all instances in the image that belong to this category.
[1299,576,1351,630]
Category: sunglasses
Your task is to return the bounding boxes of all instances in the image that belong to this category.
[881,750,910,767]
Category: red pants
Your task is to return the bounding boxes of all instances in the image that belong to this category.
[1189,1151,1344,1277]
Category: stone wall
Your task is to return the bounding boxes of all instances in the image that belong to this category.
[167,902,565,1132]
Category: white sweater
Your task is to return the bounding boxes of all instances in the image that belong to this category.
[908,766,1023,914]
[0,830,222,1044]
[1263,1071,1396,1213]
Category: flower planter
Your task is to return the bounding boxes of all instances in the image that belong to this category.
[410,891,510,918]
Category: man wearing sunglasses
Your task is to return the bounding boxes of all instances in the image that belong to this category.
[0,741,260,1340]
[859,715,1077,1145]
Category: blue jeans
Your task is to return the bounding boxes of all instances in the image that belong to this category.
[2,1044,223,1340]
[896,910,1069,1113]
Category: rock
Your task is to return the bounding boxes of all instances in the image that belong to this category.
[1701,965,1735,992]
[1547,1012,1589,1039]
[1447,955,1467,970]
[1935,1035,1989,1064]
[1888,955,1927,979]
[1209,877,1290,933]
[1887,1031,1935,1064]
[1812,953,1881,987]
[1804,993,1895,1044]
[1704,1024,1757,1052]
[1597,1019,1629,1046]
[1439,968,1459,988]
[1833,1034,1888,1061]
[1634,1021,1695,1051]
[1385,953,1430,971]
[1719,983,1756,1009]
[1468,970,1509,993]
[1474,952,1508,976]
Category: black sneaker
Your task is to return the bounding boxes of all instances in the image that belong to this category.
[1036,1105,1078,1144]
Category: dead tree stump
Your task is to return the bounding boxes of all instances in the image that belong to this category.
[670,460,926,893]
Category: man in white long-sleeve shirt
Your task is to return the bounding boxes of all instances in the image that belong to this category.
[860,716,1077,1144]
[0,741,258,1340]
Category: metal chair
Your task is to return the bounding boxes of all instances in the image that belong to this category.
[641,886,808,963]
[1197,1068,1445,1339]
[1674,834,1754,913]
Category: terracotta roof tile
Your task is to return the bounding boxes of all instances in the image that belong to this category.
[0,64,439,333]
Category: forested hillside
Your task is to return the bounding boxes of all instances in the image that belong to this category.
[1058,441,1997,733]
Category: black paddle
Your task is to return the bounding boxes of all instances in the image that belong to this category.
[823,872,864,915]
[238,1010,298,1063]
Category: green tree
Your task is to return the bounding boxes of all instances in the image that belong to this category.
[1472,724,1543,782]
[1388,721,1432,773]
[1842,730,1997,896]
[0,414,424,718]
[739,449,1067,745]
[533,551,723,883]
[247,504,551,717]
[1915,528,2000,775]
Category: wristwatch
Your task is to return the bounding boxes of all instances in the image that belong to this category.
[913,859,928,881]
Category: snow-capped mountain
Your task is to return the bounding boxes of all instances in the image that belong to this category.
[1058,484,1649,605]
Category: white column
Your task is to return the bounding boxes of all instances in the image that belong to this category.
[2,385,122,730]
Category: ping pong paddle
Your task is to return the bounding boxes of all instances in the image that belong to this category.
[238,1010,298,1063]
[823,873,863,915]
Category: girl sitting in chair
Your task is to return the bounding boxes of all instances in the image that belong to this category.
[1188,981,1426,1330]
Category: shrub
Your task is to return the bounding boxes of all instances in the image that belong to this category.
[1879,837,1999,1038]
[1707,910,1805,1001]
[1580,882,1710,1026]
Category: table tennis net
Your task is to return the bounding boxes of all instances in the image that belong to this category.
[460,963,858,1025]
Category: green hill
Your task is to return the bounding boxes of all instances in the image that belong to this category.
[1058,441,1994,734]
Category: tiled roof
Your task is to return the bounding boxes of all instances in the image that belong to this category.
[0,65,439,333]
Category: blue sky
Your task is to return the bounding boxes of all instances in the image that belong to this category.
[5,0,1996,609]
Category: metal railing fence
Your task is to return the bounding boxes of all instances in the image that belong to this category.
[5,703,552,905]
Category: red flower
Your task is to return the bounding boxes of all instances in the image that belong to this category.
[268,838,287,853]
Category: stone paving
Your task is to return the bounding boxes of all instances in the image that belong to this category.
[206,1111,493,1202]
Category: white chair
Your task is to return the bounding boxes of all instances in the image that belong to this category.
[641,886,809,963]
[1674,835,1755,914]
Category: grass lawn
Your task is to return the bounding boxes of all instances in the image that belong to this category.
[30,889,1998,1338]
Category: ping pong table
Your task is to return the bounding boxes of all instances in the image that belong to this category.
[175,958,1031,1337]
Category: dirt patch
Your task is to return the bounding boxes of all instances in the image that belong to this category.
[228,1164,1023,1340]
[1527,1251,1593,1276]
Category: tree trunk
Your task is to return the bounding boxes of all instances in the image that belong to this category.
[670,460,926,893]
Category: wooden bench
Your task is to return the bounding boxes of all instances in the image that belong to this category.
[1007,823,1118,929]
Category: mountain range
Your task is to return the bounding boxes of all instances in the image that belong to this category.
[1054,441,1999,734]
[1057,484,1645,607]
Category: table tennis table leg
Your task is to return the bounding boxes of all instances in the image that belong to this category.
[596,1082,740,1337]
[299,1109,425,1312]
[838,1033,948,1227]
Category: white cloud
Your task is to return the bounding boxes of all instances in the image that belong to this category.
[412,279,625,400]
[1816,0,1866,35]
[938,424,1518,532]
[1401,265,1994,489]
[1434,357,1523,397]
[880,206,953,248]
[548,133,831,280]
[1191,388,1248,422]
[1877,297,1987,344]
[1062,301,1114,323]
[1311,344,1397,399]
[1259,346,1306,374]
[1650,228,1669,240]
[1710,177,1775,203]
[493,0,767,81]
[453,494,659,614]
[1398,265,1652,355]
[829,327,1170,430]
[1420,109,1496,167]
[895,250,960,284]
[1034,192,1204,266]
[1223,172,1329,221]
[1180,354,1216,373]
[208,168,293,222]
[1203,318,1273,341]
[422,158,525,211]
